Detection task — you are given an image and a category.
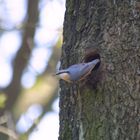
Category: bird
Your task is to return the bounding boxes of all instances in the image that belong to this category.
[55,59,100,83]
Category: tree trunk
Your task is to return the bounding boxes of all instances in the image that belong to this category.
[59,0,140,140]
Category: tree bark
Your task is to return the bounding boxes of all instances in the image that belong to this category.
[59,0,140,140]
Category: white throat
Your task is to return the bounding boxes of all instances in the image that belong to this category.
[58,73,71,82]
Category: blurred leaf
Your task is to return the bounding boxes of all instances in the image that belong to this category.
[19,134,28,140]
[0,93,7,108]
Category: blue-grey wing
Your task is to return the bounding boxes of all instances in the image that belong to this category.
[68,63,92,81]
[78,63,95,78]
[65,59,100,81]
[79,59,100,76]
[79,59,100,77]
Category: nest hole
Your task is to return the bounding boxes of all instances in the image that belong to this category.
[84,50,101,70]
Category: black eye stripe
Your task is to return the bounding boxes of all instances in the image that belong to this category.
[56,71,69,75]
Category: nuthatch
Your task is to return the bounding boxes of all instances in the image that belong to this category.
[56,59,100,83]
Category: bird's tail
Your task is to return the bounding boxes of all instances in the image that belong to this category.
[89,59,100,65]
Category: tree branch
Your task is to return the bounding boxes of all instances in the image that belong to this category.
[0,0,39,115]
[0,126,18,140]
